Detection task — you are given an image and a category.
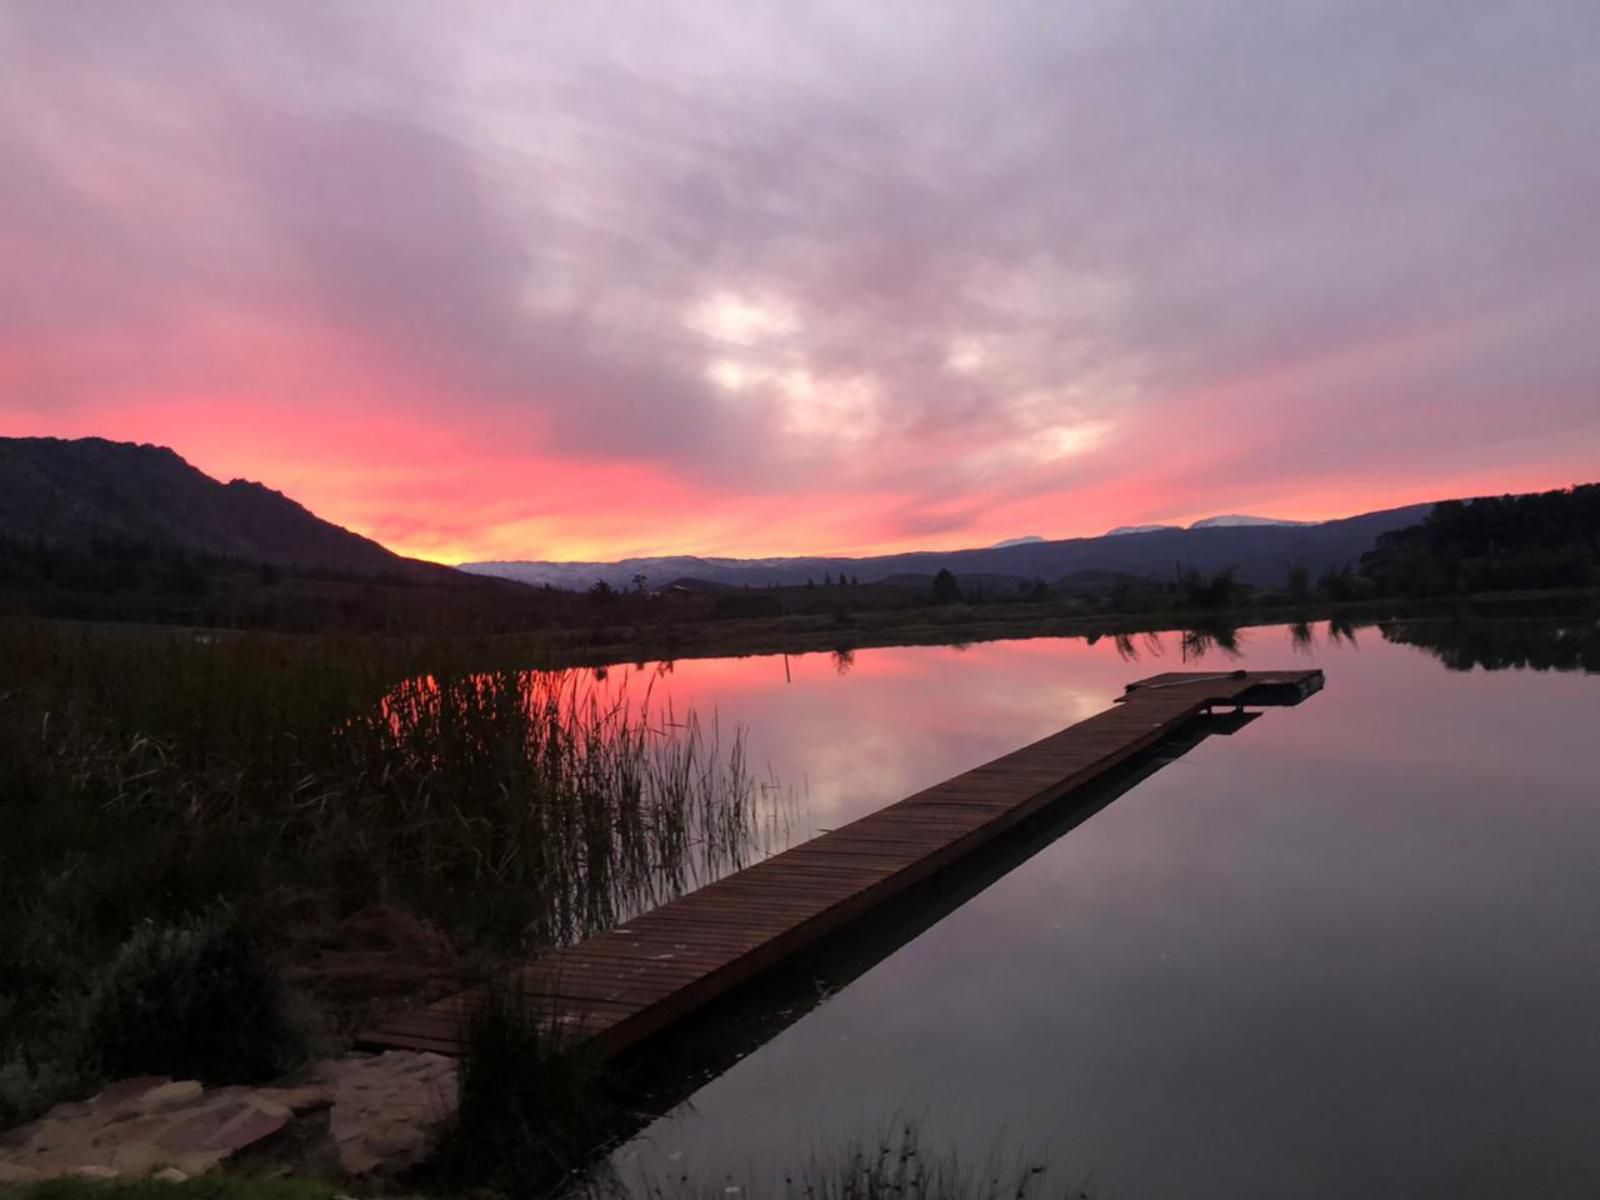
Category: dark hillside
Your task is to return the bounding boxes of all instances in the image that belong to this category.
[0,436,428,577]
[1363,485,1600,595]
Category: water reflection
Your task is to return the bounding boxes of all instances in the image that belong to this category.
[589,615,1600,1200]
[373,669,792,948]
[616,711,1259,1142]
[1384,612,1600,672]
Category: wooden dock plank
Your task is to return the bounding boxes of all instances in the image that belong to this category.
[359,670,1321,1058]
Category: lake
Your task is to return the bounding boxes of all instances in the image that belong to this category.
[593,615,1598,1199]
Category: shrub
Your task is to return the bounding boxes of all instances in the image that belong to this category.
[0,1050,97,1130]
[79,908,311,1085]
[432,981,615,1195]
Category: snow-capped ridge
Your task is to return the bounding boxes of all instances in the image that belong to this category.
[991,535,1046,548]
[1105,524,1181,536]
[1188,514,1314,529]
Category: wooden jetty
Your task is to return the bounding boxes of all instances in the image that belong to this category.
[360,669,1323,1058]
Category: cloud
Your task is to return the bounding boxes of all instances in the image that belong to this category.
[2,0,1597,559]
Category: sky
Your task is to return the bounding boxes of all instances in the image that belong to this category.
[2,2,1598,564]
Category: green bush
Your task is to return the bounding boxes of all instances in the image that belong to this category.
[79,909,311,1085]
[0,1050,97,1131]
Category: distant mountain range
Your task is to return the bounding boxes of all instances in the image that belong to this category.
[991,535,1046,548]
[0,436,444,579]
[465,503,1436,592]
[0,436,1441,595]
[1105,514,1314,535]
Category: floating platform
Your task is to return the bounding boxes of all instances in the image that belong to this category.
[359,669,1323,1058]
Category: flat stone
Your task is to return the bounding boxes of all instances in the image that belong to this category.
[327,1052,458,1176]
[106,1141,165,1173]
[154,1166,189,1182]
[1,1059,446,1184]
[92,1115,170,1145]
[152,1095,288,1159]
[92,1077,171,1108]
[156,1101,250,1153]
[209,1102,291,1156]
[256,1083,336,1114]
[170,1151,228,1178]
[142,1081,205,1110]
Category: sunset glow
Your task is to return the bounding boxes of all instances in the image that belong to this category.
[4,3,1597,564]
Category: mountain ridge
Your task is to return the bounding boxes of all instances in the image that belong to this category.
[0,436,446,579]
[464,502,1439,592]
[0,435,1442,594]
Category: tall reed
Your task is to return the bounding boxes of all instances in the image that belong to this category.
[0,620,787,1120]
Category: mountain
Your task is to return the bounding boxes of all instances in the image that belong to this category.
[1109,514,1312,535]
[1106,523,1180,536]
[991,535,1046,548]
[466,502,1439,592]
[0,436,436,578]
[1189,514,1314,529]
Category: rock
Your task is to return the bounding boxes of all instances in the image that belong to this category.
[1,1054,457,1184]
[155,1095,290,1162]
[143,1081,205,1110]
[0,1076,292,1183]
[91,1077,171,1108]
[154,1166,189,1182]
[105,1140,166,1174]
[326,1051,458,1176]
[256,1083,336,1114]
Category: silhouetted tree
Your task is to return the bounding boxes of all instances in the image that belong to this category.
[932,568,962,604]
[1317,564,1361,602]
[1362,486,1600,597]
[1286,564,1311,605]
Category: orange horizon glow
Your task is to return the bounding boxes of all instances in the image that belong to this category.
[3,404,1591,566]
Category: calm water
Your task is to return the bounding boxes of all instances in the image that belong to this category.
[596,618,1599,1199]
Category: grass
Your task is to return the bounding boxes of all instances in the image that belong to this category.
[628,1120,1091,1200]
[0,620,782,1125]
[428,980,617,1197]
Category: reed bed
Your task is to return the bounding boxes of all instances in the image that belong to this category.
[627,1121,1090,1200]
[0,619,787,1123]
